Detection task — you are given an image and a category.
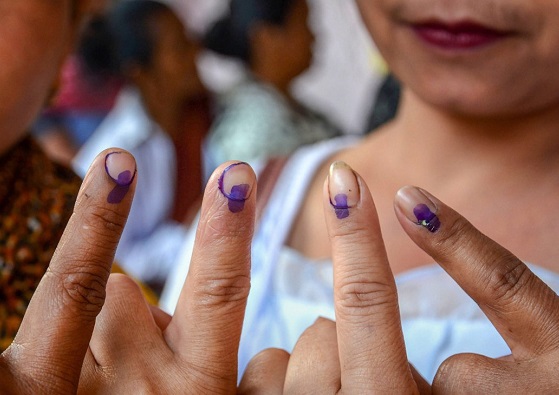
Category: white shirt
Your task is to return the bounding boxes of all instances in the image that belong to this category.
[73,87,187,283]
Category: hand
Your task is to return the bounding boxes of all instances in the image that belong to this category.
[0,149,137,394]
[240,161,559,394]
[240,161,428,394]
[79,161,256,394]
[395,189,559,393]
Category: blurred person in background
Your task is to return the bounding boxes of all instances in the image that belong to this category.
[202,0,341,176]
[73,0,212,291]
[31,0,123,166]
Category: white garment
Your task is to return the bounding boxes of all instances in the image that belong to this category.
[160,136,559,381]
[203,77,340,180]
[73,87,187,283]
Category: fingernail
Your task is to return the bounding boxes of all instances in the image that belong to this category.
[395,186,440,233]
[218,162,253,213]
[105,151,136,204]
[328,161,359,219]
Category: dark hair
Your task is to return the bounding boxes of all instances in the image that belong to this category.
[204,0,297,63]
[107,0,173,74]
[77,14,116,77]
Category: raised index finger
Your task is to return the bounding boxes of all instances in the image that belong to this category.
[394,186,559,357]
[324,162,417,393]
[8,149,136,391]
[165,161,256,391]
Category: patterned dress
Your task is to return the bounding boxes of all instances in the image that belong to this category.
[0,137,81,351]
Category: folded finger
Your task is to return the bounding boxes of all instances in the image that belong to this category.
[165,162,255,389]
[433,353,539,394]
[238,348,290,395]
[11,149,136,390]
[81,273,161,391]
[324,162,415,392]
[395,186,559,357]
[283,318,342,394]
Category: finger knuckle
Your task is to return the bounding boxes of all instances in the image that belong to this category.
[49,265,109,318]
[433,355,470,392]
[83,204,127,241]
[485,257,531,307]
[194,273,251,308]
[336,276,397,317]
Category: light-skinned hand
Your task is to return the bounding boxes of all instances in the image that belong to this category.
[239,161,559,394]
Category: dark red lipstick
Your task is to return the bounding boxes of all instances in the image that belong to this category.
[412,21,509,50]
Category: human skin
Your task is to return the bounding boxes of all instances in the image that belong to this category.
[0,154,257,394]
[250,0,315,96]
[78,160,256,394]
[130,7,205,141]
[0,0,91,156]
[287,0,559,277]
[239,163,559,394]
[0,148,137,394]
[355,0,559,117]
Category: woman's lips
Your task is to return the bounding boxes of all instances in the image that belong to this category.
[412,21,510,50]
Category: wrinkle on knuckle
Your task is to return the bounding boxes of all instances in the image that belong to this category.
[83,205,127,239]
[194,273,251,308]
[336,276,397,316]
[330,222,374,245]
[48,265,108,318]
[485,258,531,308]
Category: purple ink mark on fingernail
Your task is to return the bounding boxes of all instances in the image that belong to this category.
[105,152,136,204]
[333,194,350,219]
[107,170,135,204]
[116,170,133,186]
[227,184,250,213]
[218,162,251,213]
[413,204,440,233]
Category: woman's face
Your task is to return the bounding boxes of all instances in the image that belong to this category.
[355,0,559,118]
[282,0,315,77]
[0,0,84,154]
[143,10,204,103]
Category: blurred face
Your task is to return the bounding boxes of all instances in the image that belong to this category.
[283,0,315,77]
[143,10,204,103]
[0,0,84,154]
[355,0,559,118]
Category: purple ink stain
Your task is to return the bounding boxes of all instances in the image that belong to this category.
[333,194,350,219]
[218,162,250,213]
[413,204,440,233]
[116,170,133,186]
[105,152,136,204]
[226,184,250,213]
[107,171,135,204]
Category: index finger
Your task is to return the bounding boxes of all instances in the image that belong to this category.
[394,186,559,357]
[9,149,136,391]
[324,162,416,393]
[165,161,256,390]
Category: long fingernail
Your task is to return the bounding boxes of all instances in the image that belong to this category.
[328,161,359,219]
[218,162,253,213]
[105,151,136,204]
[395,186,440,233]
